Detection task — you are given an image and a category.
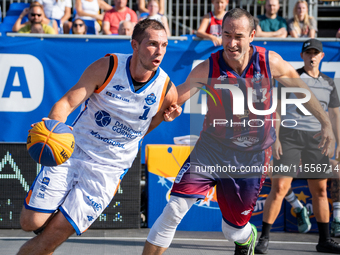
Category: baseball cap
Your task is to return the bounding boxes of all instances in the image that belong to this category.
[301,39,323,53]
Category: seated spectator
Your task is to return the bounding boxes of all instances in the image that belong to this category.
[138,0,164,15]
[118,20,134,35]
[256,0,287,38]
[196,0,228,46]
[336,28,340,38]
[288,0,317,38]
[37,0,72,33]
[30,23,45,33]
[12,1,58,34]
[72,18,87,34]
[139,0,170,36]
[18,3,55,34]
[67,0,113,34]
[102,0,137,35]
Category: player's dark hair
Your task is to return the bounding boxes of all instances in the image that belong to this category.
[222,8,255,34]
[132,19,166,44]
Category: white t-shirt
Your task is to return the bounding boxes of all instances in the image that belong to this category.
[75,0,99,21]
[38,0,72,20]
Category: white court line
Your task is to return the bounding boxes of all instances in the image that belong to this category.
[0,236,318,245]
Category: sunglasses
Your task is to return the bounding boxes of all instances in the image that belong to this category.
[31,13,42,17]
[73,23,84,27]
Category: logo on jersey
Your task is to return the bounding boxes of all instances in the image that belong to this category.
[145,93,156,105]
[231,136,260,147]
[87,216,94,221]
[90,130,125,148]
[41,177,50,186]
[95,110,111,127]
[217,75,228,81]
[251,72,263,84]
[113,85,125,91]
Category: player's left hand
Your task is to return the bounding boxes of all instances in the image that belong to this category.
[314,125,335,157]
[163,103,182,122]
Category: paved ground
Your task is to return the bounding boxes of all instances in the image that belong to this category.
[0,228,337,255]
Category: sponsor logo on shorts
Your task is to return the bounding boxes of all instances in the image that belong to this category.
[94,110,111,127]
[86,196,103,212]
[175,163,190,183]
[41,177,50,186]
[145,93,156,105]
[105,91,130,103]
[241,209,252,215]
[87,216,94,221]
[37,192,44,199]
[112,85,125,91]
[90,130,125,148]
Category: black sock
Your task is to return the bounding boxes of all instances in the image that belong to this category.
[260,222,272,239]
[317,222,331,243]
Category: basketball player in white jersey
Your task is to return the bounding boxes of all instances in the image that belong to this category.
[17,19,180,255]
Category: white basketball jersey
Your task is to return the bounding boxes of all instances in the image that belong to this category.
[72,53,169,169]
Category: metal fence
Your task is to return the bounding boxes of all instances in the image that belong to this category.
[1,0,339,36]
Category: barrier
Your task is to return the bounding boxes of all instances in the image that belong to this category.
[0,35,339,164]
[0,143,141,229]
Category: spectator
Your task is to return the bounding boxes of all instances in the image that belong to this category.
[118,20,134,35]
[196,0,228,46]
[138,0,164,15]
[288,0,317,38]
[139,0,170,36]
[12,1,58,34]
[102,0,137,35]
[30,23,45,33]
[72,18,87,34]
[336,28,340,38]
[66,0,113,34]
[37,0,72,33]
[256,0,287,38]
[255,39,340,254]
[18,3,55,34]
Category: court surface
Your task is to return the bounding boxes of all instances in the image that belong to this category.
[0,228,338,254]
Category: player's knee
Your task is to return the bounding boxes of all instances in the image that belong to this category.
[20,217,41,232]
[222,220,251,243]
[271,181,290,197]
[19,208,47,232]
[163,196,196,225]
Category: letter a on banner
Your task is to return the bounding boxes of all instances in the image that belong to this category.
[2,67,31,98]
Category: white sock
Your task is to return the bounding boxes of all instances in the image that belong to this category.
[285,191,303,210]
[333,202,340,219]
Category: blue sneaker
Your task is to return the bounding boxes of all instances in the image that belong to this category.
[235,224,257,255]
[294,207,311,233]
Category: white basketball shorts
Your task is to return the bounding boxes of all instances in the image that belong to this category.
[24,145,127,235]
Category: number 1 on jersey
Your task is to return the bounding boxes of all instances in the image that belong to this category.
[139,105,151,120]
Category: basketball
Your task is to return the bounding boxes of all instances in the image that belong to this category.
[27,119,75,166]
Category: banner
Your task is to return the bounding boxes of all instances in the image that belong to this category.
[0,36,339,162]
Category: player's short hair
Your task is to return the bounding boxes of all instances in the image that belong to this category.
[222,8,255,34]
[132,19,166,44]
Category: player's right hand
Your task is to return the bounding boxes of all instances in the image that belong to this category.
[164,103,182,122]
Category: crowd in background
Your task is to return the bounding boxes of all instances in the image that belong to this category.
[8,0,340,38]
